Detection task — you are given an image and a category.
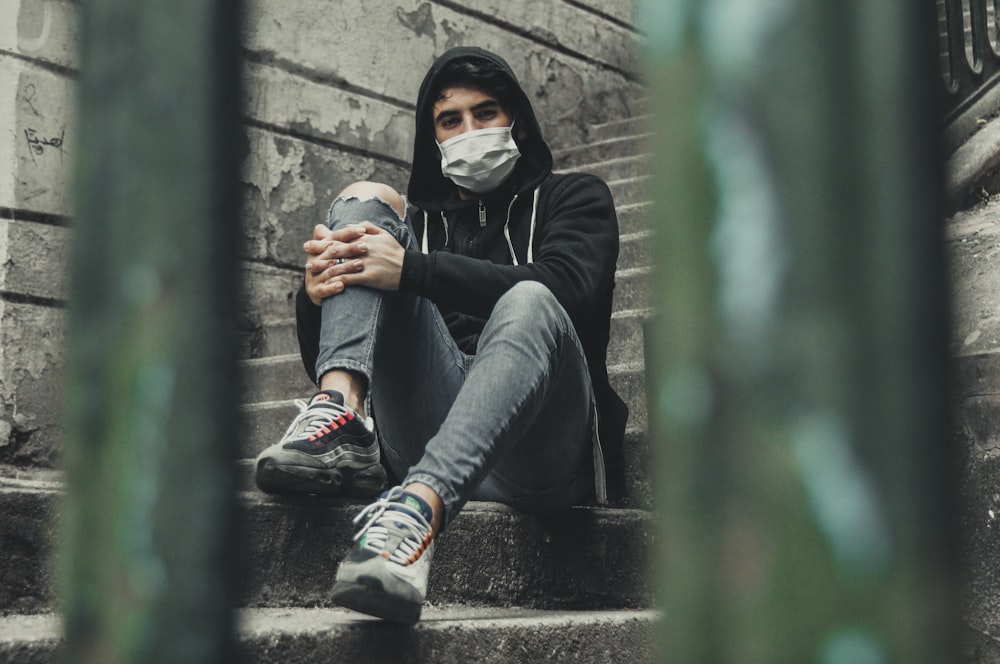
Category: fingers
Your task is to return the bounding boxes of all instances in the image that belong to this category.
[305,255,359,305]
[302,222,392,304]
[312,224,333,241]
[306,254,364,277]
[304,223,368,256]
[356,221,383,234]
[316,223,369,241]
[332,223,372,240]
[305,277,345,306]
[304,240,369,274]
[317,240,368,263]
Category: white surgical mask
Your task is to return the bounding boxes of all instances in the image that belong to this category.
[436,124,521,193]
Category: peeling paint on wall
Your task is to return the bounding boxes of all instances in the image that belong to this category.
[396,3,437,40]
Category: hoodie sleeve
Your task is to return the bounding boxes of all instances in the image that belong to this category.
[295,282,321,386]
[399,173,619,322]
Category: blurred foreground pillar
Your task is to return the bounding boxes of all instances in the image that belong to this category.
[644,0,957,661]
[60,0,243,662]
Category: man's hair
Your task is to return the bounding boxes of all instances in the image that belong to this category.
[432,57,516,113]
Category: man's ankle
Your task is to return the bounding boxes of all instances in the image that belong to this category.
[319,370,366,416]
[402,483,443,533]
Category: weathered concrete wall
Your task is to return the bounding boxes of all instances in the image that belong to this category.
[946,195,1000,658]
[1,0,77,467]
[0,0,642,468]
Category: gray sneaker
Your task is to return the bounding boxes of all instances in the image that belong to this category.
[330,487,436,624]
[254,390,386,496]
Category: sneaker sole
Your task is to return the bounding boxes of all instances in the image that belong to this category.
[255,460,386,497]
[330,579,423,625]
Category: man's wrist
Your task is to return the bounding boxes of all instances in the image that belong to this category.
[400,249,432,292]
[298,281,322,308]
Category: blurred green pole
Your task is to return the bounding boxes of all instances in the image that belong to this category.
[60,0,243,662]
[644,0,957,661]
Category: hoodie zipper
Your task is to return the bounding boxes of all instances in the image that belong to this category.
[478,200,487,227]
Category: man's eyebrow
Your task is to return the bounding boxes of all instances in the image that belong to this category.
[470,100,501,111]
[434,109,459,123]
[434,100,501,123]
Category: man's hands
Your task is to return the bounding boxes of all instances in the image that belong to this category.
[304,222,405,306]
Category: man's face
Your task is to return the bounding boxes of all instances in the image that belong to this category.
[432,85,512,143]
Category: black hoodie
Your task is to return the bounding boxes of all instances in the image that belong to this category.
[297,47,629,501]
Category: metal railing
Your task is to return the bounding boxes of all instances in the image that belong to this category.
[940,0,1000,124]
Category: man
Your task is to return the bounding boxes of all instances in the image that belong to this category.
[254,46,628,624]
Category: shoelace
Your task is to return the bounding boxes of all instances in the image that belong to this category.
[280,398,354,441]
[353,489,433,566]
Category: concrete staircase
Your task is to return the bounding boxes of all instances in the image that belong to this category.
[0,115,658,661]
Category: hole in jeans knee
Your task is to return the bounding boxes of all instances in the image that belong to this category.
[337,182,405,220]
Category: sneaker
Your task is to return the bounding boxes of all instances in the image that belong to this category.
[331,487,436,624]
[254,390,386,496]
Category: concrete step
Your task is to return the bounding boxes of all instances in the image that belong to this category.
[0,480,58,617]
[258,316,299,357]
[588,114,653,142]
[238,371,311,431]
[609,308,650,368]
[0,613,60,663]
[0,479,653,616]
[958,452,1000,649]
[607,176,649,208]
[620,229,652,271]
[240,494,652,611]
[557,153,652,182]
[954,350,1000,459]
[609,361,648,435]
[617,201,652,236]
[0,607,659,663]
[614,265,651,313]
[553,134,653,169]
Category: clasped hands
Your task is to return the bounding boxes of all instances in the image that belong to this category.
[304,222,405,306]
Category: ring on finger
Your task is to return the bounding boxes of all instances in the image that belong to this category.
[337,257,345,265]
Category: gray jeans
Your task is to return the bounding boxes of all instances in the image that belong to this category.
[315,196,595,530]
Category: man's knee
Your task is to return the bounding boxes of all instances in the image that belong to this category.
[500,281,555,306]
[483,282,574,355]
[496,282,564,325]
[338,181,405,220]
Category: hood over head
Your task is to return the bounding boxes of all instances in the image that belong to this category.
[407,47,553,211]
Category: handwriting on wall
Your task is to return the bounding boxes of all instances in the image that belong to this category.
[24,128,66,160]
[20,83,68,163]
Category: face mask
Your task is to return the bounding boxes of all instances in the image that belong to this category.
[436,124,521,193]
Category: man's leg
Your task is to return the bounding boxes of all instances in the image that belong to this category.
[324,287,466,621]
[314,181,408,415]
[276,186,467,623]
[331,281,596,624]
[352,278,595,531]
[255,182,460,497]
[403,281,595,529]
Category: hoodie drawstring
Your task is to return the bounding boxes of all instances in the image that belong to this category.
[502,195,519,263]
[422,210,448,254]
[422,186,539,265]
[503,186,539,265]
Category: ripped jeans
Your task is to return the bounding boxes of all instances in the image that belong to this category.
[314,196,595,530]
